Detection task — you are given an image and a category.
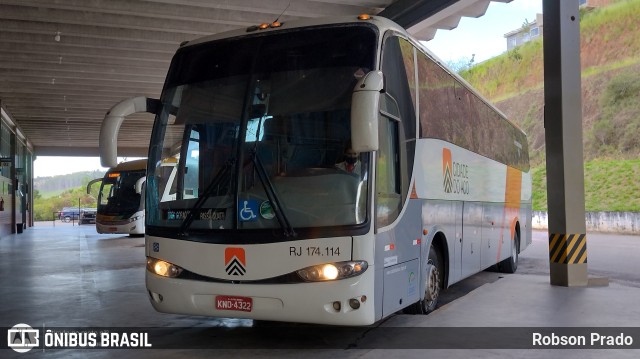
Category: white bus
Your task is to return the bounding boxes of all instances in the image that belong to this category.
[100,15,531,325]
[87,159,147,236]
[88,158,179,236]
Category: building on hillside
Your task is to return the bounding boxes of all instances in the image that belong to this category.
[504,13,543,51]
[503,1,612,51]
[579,0,612,9]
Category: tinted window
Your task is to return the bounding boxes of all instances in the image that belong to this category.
[416,50,529,171]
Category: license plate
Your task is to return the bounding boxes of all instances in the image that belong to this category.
[215,295,252,312]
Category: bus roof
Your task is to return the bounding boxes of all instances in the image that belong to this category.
[110,159,147,172]
[182,15,407,49]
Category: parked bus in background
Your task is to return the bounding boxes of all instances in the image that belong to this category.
[99,15,532,325]
[87,159,147,236]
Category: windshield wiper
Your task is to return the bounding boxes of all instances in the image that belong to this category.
[179,158,235,235]
[251,149,296,238]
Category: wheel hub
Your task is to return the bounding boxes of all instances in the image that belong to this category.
[425,263,440,302]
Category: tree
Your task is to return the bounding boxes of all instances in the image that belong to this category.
[447,55,475,73]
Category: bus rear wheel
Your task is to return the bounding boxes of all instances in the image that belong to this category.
[499,232,519,274]
[404,244,443,314]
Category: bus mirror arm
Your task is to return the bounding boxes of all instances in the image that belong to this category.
[86,178,102,195]
[100,96,160,168]
[351,70,384,152]
[135,177,147,194]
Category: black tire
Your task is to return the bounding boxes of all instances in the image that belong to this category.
[404,244,443,314]
[499,232,519,274]
[63,216,71,223]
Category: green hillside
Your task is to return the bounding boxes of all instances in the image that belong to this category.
[532,159,640,211]
[457,0,640,211]
[34,170,105,198]
[37,188,66,199]
[461,0,640,103]
[33,171,105,220]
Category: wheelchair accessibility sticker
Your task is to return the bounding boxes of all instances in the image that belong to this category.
[238,200,258,222]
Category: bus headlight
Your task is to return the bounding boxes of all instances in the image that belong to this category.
[147,257,183,278]
[297,261,368,282]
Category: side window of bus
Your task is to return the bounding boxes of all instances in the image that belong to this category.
[381,35,416,207]
[376,94,401,228]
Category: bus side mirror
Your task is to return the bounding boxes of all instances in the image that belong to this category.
[351,70,384,152]
[100,96,159,168]
[135,177,147,194]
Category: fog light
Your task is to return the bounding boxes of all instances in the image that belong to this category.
[148,291,163,303]
[349,298,361,309]
[332,301,341,312]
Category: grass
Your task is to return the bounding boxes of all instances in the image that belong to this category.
[581,57,640,78]
[531,159,640,212]
[461,39,543,101]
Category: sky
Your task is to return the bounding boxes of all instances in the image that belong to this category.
[425,0,542,64]
[33,0,543,178]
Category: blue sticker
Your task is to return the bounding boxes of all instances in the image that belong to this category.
[238,199,259,222]
[152,242,160,252]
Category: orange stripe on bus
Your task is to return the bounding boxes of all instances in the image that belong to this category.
[497,167,522,262]
[505,166,522,209]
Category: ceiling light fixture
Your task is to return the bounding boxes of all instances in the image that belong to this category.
[54,31,61,42]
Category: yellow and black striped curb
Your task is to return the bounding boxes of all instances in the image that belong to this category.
[549,233,588,264]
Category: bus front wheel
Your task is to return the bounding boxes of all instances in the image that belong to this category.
[404,244,443,314]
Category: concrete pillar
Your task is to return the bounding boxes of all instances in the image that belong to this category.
[542,0,588,286]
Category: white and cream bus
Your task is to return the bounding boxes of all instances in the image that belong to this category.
[87,159,147,236]
[100,15,531,325]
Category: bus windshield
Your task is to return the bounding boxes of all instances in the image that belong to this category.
[98,170,145,217]
[146,24,377,242]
